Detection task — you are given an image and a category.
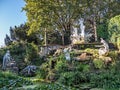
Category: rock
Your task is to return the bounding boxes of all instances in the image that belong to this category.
[6,60,19,73]
[53,48,63,56]
[74,53,90,61]
[103,57,112,65]
[99,56,112,65]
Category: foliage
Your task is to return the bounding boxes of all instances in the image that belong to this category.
[108,15,120,45]
[8,24,42,45]
[34,82,78,90]
[0,48,6,63]
[0,42,26,69]
[35,68,47,79]
[85,48,98,57]
[4,41,26,69]
[93,59,105,69]
[23,0,89,45]
[108,51,118,62]
[90,71,120,89]
[23,0,120,44]
[58,71,90,87]
[0,41,42,70]
[39,54,68,80]
[55,54,68,72]
[74,62,90,72]
[97,22,108,40]
[25,42,39,64]
[4,34,12,46]
[0,71,33,89]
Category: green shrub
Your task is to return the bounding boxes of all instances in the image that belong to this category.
[54,54,68,72]
[39,62,49,79]
[108,51,118,62]
[75,63,90,72]
[34,82,78,90]
[55,60,68,72]
[85,48,98,57]
[25,42,39,64]
[0,41,43,70]
[0,48,6,63]
[0,71,33,89]
[58,71,90,87]
[90,71,120,89]
[97,22,108,40]
[35,68,47,79]
[93,59,105,69]
[108,15,120,45]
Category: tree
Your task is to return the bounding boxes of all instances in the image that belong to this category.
[23,0,87,45]
[7,24,42,45]
[10,27,16,41]
[108,15,120,45]
[23,0,120,44]
[84,0,120,41]
[4,34,12,46]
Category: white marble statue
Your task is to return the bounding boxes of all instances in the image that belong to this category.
[70,18,86,44]
[70,20,81,44]
[63,46,72,61]
[79,18,85,42]
[99,38,109,56]
[2,50,11,70]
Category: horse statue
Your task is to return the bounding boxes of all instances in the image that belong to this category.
[98,38,109,56]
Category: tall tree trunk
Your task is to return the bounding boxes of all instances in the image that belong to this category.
[44,28,47,46]
[62,33,65,45]
[93,18,98,42]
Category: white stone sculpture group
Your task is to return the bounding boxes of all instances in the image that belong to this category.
[71,18,85,44]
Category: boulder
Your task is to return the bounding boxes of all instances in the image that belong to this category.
[6,60,19,73]
[74,53,90,61]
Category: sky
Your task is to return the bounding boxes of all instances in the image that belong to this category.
[0,0,27,47]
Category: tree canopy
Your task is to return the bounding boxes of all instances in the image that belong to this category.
[23,0,120,45]
[108,15,120,44]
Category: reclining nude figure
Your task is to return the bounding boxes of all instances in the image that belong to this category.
[99,38,109,56]
[2,50,11,70]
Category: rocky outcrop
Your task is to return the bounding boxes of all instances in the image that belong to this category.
[6,60,19,73]
[73,52,91,61]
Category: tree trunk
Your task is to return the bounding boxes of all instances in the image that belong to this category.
[44,28,47,46]
[62,33,65,45]
[93,18,98,42]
